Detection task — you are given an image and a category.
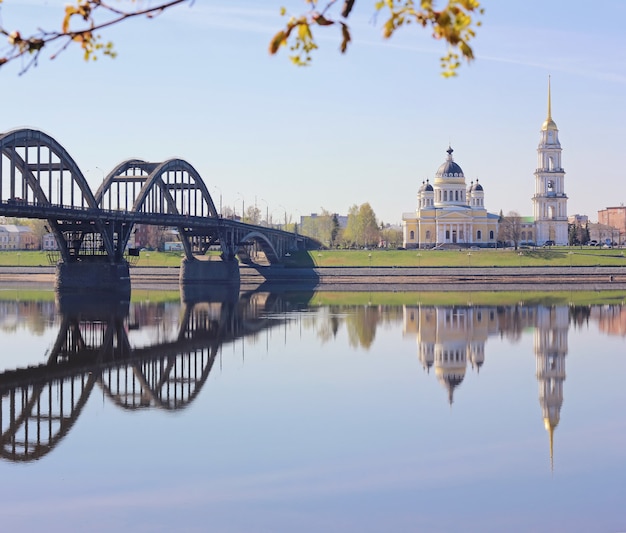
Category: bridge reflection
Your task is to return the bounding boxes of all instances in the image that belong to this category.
[0,286,303,462]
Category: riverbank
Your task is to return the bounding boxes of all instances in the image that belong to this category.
[2,264,626,292]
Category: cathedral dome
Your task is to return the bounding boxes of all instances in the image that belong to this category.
[436,147,464,178]
[473,181,483,192]
[424,180,433,192]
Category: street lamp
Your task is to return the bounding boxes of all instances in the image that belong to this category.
[467,252,472,267]
[259,198,269,226]
[416,252,422,267]
[213,186,222,217]
[278,204,287,229]
[368,252,372,268]
[236,192,245,221]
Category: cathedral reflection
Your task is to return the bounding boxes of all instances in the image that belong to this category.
[404,303,568,467]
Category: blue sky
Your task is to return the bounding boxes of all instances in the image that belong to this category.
[1,1,625,225]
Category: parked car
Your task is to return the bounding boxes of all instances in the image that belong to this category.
[542,240,555,247]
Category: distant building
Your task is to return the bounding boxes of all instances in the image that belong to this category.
[588,222,620,246]
[42,233,59,251]
[598,206,626,244]
[0,225,38,250]
[402,79,568,248]
[402,147,499,249]
[568,214,589,226]
[532,78,568,245]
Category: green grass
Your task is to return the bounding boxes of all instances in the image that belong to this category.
[1,247,625,268]
[287,247,626,268]
[305,290,626,307]
[1,286,624,307]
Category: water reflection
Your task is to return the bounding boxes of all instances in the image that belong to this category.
[0,287,301,462]
[1,293,624,469]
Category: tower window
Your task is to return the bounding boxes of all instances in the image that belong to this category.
[489,230,494,240]
[477,230,482,240]
[410,230,415,240]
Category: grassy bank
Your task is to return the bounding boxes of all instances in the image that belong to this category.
[1,286,624,307]
[288,247,626,268]
[1,247,626,268]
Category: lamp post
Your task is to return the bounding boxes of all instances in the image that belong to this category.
[467,252,472,267]
[278,204,287,229]
[416,252,422,267]
[368,252,372,268]
[236,192,244,221]
[259,198,269,226]
[213,186,222,217]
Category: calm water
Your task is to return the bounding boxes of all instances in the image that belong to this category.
[0,287,625,533]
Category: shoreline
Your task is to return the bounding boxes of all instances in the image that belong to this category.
[1,265,626,292]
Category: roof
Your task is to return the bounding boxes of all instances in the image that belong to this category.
[0,224,33,233]
[435,147,464,178]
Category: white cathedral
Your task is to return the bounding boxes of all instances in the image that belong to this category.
[403,79,568,248]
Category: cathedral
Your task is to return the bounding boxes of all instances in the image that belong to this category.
[401,146,500,249]
[402,79,568,248]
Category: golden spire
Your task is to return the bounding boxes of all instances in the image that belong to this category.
[544,417,557,473]
[547,75,552,121]
[542,75,558,131]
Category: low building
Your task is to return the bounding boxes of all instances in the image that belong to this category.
[42,232,59,251]
[598,206,626,244]
[0,225,38,250]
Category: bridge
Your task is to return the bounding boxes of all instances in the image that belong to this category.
[0,287,301,462]
[0,128,317,289]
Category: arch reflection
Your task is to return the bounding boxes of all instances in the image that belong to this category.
[0,287,295,462]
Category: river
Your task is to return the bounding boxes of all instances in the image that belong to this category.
[0,286,624,532]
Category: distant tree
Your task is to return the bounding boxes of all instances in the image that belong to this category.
[380,224,402,248]
[343,202,379,248]
[343,204,362,247]
[358,203,380,247]
[330,213,340,247]
[500,211,522,250]
[568,223,576,246]
[299,208,336,246]
[244,205,261,225]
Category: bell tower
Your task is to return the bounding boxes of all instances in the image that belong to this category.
[533,77,568,245]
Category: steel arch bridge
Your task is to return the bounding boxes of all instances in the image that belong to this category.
[0,291,289,462]
[0,128,316,267]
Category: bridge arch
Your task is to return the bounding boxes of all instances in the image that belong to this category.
[0,128,116,261]
[237,230,281,264]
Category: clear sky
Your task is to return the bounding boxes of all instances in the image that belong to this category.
[1,1,625,226]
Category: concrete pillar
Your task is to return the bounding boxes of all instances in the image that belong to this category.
[55,261,131,294]
[179,257,240,285]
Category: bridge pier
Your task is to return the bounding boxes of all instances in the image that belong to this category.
[55,261,131,294]
[179,257,240,285]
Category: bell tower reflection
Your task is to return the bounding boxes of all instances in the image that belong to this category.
[535,306,568,471]
[406,302,571,469]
